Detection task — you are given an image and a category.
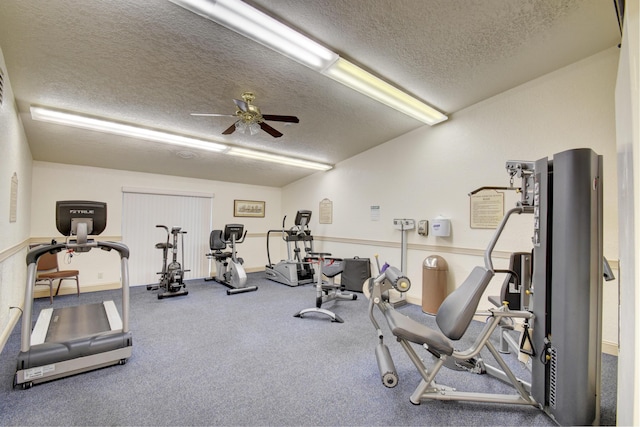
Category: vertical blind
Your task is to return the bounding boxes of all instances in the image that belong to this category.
[122,189,213,287]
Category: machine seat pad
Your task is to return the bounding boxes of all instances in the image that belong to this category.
[214,251,232,260]
[322,260,344,278]
[155,243,173,249]
[488,295,501,307]
[383,304,453,356]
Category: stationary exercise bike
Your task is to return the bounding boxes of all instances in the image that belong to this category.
[147,225,189,299]
[205,224,257,295]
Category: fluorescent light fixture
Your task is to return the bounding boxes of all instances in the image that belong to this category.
[30,106,228,153]
[169,0,447,125]
[31,106,332,171]
[228,147,333,171]
[169,0,338,71]
[323,58,448,125]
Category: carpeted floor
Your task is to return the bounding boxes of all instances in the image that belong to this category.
[0,273,617,426]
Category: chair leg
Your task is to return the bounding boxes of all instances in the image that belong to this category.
[54,278,81,297]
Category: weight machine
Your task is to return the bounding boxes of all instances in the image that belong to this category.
[293,252,357,323]
[205,224,258,295]
[367,148,606,426]
[147,225,188,299]
[265,210,315,286]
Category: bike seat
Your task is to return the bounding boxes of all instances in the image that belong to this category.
[155,243,173,249]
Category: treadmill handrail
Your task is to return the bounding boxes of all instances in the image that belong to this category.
[21,240,131,353]
[26,244,66,266]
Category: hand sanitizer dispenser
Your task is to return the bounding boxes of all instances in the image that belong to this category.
[431,217,451,237]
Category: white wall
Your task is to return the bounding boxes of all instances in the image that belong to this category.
[30,162,283,290]
[614,1,639,424]
[282,47,620,349]
[0,47,33,347]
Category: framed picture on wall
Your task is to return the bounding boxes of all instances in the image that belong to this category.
[234,200,265,218]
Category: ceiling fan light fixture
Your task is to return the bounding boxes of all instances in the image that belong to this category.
[228,147,333,171]
[248,122,260,135]
[169,0,339,71]
[30,106,229,153]
[323,58,447,125]
[235,120,247,132]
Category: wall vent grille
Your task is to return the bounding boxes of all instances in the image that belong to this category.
[549,346,558,408]
[0,69,4,106]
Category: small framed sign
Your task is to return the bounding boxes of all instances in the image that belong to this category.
[319,198,333,224]
[234,200,265,218]
[470,191,504,229]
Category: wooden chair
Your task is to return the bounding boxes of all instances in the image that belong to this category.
[35,250,80,303]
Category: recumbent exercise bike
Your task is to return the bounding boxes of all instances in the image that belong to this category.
[205,224,257,295]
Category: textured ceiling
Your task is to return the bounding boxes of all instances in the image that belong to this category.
[0,0,621,187]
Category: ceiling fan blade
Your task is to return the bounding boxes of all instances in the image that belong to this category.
[233,98,248,112]
[259,122,283,138]
[222,122,238,135]
[262,114,299,123]
[191,113,235,117]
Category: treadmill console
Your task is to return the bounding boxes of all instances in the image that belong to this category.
[56,200,107,236]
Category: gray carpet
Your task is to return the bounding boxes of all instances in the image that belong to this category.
[0,273,617,426]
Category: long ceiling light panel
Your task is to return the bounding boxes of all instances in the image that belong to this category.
[30,106,228,153]
[30,106,333,171]
[169,0,448,125]
[228,147,332,171]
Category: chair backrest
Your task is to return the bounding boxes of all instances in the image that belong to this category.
[209,230,226,251]
[435,266,495,341]
[37,251,59,272]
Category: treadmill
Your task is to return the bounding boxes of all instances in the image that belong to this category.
[14,200,133,388]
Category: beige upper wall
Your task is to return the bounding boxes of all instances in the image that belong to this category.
[281,46,620,341]
[283,46,619,259]
[0,48,32,249]
[30,162,284,286]
[0,47,33,342]
[30,162,283,238]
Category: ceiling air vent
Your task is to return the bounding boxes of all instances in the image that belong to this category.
[0,69,4,105]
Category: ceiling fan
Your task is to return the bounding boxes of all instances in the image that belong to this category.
[191,92,299,138]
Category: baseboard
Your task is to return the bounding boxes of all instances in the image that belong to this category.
[601,340,618,356]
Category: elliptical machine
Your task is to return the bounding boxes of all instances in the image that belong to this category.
[265,210,315,286]
[147,225,189,299]
[205,224,257,295]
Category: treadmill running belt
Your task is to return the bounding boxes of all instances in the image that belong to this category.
[45,303,112,342]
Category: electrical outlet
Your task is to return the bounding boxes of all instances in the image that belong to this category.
[98,272,103,279]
